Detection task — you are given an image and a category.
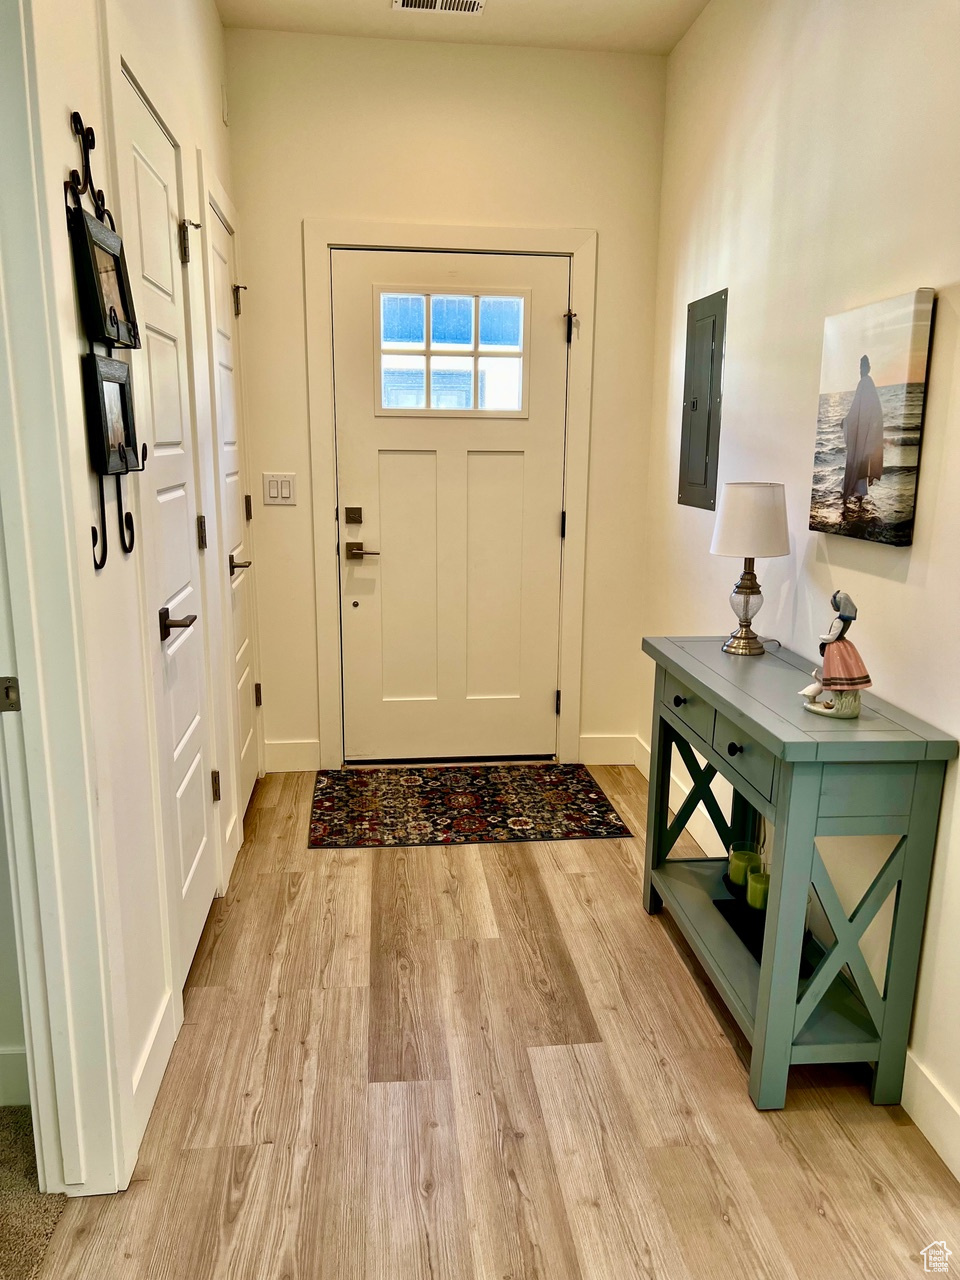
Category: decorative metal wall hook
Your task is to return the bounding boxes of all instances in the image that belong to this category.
[92,475,108,571]
[116,475,135,554]
[116,442,148,557]
[92,443,147,569]
[64,110,114,227]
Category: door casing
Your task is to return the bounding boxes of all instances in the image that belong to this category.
[304,221,598,769]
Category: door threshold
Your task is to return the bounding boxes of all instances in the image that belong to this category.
[342,754,557,767]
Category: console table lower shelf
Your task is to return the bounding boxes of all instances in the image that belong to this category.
[642,636,957,1111]
[653,859,880,1062]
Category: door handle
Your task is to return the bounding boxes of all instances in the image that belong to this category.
[159,607,198,643]
[229,554,252,576]
[345,542,380,561]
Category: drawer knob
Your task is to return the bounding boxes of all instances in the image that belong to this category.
[673,694,687,708]
[727,741,745,756]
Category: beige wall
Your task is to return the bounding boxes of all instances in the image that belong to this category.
[648,0,960,1173]
[225,30,666,766]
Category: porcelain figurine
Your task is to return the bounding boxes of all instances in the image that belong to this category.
[799,590,871,718]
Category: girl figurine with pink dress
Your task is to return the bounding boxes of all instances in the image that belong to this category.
[799,591,871,718]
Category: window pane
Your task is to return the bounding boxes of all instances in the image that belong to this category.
[382,355,426,408]
[479,297,523,350]
[381,294,425,347]
[478,357,522,411]
[431,295,474,349]
[431,356,474,410]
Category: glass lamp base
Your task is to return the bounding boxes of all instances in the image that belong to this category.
[721,559,766,657]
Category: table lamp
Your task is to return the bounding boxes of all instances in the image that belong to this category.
[709,482,789,656]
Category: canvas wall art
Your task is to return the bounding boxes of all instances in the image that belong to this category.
[809,288,935,546]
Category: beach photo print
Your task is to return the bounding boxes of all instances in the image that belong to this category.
[809,288,935,546]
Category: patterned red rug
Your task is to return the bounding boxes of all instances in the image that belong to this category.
[308,763,631,848]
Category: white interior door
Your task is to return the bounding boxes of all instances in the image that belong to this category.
[117,79,217,985]
[332,249,570,761]
[209,205,258,817]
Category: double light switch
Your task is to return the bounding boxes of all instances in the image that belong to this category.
[263,472,296,505]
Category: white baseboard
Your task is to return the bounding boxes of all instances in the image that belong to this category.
[578,734,642,765]
[903,1054,960,1183]
[635,733,726,857]
[0,1047,29,1105]
[633,737,652,774]
[130,992,178,1153]
[264,739,322,773]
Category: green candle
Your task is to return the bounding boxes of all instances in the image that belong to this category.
[728,845,761,886]
[747,869,770,910]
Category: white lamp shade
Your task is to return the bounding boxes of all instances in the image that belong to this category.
[710,482,790,558]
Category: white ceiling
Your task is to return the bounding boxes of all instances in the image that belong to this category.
[215,0,711,56]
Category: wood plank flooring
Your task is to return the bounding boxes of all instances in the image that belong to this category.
[41,765,960,1279]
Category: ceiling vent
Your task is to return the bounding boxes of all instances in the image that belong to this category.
[392,0,486,13]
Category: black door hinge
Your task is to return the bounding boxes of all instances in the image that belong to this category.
[211,769,221,802]
[179,219,201,265]
[555,689,562,715]
[197,514,207,550]
[564,309,577,343]
[244,493,253,522]
[233,284,247,316]
[255,682,262,707]
[560,510,566,539]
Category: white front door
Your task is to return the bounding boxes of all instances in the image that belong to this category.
[209,204,259,818]
[117,78,217,985]
[332,249,570,761]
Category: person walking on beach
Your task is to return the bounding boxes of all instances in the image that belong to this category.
[841,354,884,503]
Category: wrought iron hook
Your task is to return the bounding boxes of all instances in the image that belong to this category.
[114,443,147,555]
[116,474,135,554]
[92,474,108,571]
[64,110,114,227]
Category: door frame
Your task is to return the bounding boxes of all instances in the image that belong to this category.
[304,220,598,769]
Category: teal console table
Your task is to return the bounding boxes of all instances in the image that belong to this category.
[642,636,957,1110]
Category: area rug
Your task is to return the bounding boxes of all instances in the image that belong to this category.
[309,763,631,847]
[0,1107,65,1280]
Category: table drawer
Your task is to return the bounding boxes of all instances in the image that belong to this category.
[713,711,776,800]
[663,672,715,745]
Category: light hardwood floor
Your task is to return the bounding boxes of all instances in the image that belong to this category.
[41,766,960,1278]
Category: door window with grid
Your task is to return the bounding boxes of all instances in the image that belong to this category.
[376,290,530,417]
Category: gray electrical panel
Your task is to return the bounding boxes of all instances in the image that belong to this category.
[678,288,727,510]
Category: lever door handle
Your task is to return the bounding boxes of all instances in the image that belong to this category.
[229,554,252,576]
[159,607,198,642]
[345,542,380,561]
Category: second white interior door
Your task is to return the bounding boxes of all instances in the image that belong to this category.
[332,248,571,761]
[209,204,259,820]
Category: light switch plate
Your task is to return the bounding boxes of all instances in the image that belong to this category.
[262,472,296,506]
